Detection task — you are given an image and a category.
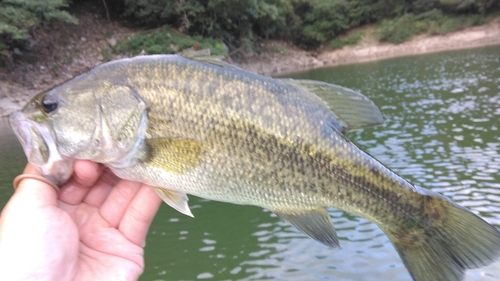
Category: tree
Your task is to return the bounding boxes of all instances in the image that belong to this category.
[0,0,77,63]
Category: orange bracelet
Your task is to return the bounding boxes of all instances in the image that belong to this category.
[13,174,60,193]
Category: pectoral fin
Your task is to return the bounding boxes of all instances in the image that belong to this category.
[145,138,204,174]
[152,187,194,217]
[272,207,339,248]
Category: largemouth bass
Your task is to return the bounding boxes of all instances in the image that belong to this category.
[9,52,500,281]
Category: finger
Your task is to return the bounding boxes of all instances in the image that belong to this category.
[119,185,162,247]
[23,162,39,174]
[59,160,104,205]
[11,163,58,208]
[98,179,144,228]
[80,169,117,208]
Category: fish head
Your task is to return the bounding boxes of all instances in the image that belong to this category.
[9,73,148,185]
[9,87,79,185]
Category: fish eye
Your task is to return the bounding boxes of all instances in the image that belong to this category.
[41,96,58,113]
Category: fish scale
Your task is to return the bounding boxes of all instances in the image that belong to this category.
[142,87,440,222]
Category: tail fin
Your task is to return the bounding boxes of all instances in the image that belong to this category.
[386,190,500,281]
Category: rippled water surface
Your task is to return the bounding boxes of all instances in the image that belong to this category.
[1,46,499,280]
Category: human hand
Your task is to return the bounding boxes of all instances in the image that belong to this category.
[0,160,162,281]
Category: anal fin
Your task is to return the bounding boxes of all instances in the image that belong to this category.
[152,187,194,218]
[272,207,339,248]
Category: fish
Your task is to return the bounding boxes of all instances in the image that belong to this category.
[9,50,500,281]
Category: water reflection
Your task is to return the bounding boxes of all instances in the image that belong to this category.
[0,119,25,207]
[238,214,409,281]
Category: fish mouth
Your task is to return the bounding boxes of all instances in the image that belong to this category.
[9,112,48,166]
[8,112,73,185]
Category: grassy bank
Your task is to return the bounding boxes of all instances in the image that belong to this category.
[107,12,499,61]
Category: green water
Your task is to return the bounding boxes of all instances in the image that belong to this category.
[1,46,500,280]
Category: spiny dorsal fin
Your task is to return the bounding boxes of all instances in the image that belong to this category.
[272,207,339,248]
[178,48,229,67]
[282,79,384,132]
[151,187,194,217]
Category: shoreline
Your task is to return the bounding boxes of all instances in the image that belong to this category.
[236,20,500,76]
[1,20,500,118]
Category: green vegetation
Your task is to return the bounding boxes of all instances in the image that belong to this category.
[122,0,294,52]
[119,0,499,50]
[1,0,499,64]
[0,0,77,61]
[378,14,423,44]
[114,26,228,57]
[101,48,113,62]
[329,30,364,49]
[378,10,486,43]
[430,14,485,35]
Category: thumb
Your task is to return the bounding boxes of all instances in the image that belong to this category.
[8,163,59,211]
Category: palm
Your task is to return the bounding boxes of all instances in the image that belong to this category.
[0,161,162,281]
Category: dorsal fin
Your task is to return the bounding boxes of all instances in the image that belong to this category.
[281,79,384,132]
[178,48,229,67]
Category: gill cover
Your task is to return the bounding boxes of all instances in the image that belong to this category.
[10,72,148,185]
